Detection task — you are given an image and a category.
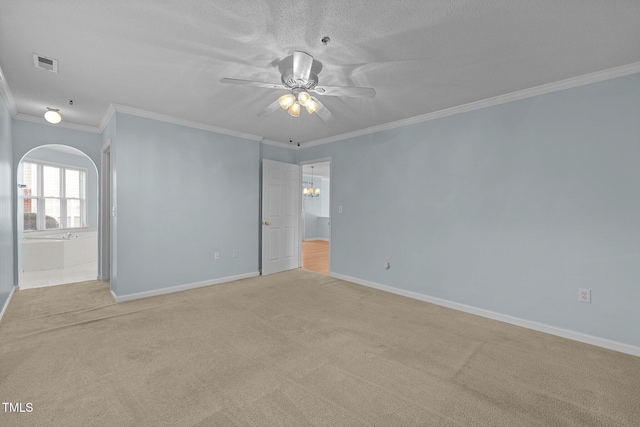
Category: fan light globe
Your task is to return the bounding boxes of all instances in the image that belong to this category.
[278,94,295,109]
[288,102,301,117]
[298,91,311,106]
[44,108,62,124]
[305,98,319,114]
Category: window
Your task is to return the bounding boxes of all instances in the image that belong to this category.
[22,160,87,231]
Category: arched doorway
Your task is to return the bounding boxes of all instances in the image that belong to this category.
[17,145,99,289]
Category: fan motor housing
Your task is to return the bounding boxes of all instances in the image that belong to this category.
[282,70,318,90]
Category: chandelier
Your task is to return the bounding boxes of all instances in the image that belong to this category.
[303,166,321,197]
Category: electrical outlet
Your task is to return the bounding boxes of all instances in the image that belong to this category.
[384,258,390,269]
[214,252,220,260]
[233,249,238,258]
[579,288,591,303]
[338,205,343,214]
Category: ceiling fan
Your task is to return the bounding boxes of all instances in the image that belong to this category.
[220,51,375,122]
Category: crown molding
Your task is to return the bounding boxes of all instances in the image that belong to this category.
[5,61,640,146]
[302,61,640,149]
[0,65,18,117]
[260,138,299,149]
[98,104,116,132]
[13,113,102,133]
[110,104,263,142]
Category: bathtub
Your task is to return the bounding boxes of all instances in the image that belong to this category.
[26,233,81,240]
[23,229,97,272]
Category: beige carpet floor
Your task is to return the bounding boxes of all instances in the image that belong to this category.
[1,270,639,426]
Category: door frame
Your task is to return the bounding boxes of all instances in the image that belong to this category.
[99,141,111,281]
[298,157,332,274]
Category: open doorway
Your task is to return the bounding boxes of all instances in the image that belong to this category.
[18,145,99,289]
[300,160,330,275]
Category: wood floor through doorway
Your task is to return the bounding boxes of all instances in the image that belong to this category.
[302,239,329,275]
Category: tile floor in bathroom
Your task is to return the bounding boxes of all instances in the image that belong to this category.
[19,261,98,290]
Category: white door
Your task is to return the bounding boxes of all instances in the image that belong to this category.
[262,160,300,275]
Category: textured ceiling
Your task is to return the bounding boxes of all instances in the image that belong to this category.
[1,0,639,145]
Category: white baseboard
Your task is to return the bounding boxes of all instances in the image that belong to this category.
[304,238,329,242]
[329,272,640,358]
[113,272,260,303]
[0,286,17,324]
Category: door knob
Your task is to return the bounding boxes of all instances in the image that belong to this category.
[263,221,270,225]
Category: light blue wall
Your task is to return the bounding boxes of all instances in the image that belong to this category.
[112,113,259,297]
[0,94,15,310]
[23,147,98,228]
[259,143,296,163]
[320,178,330,217]
[303,175,326,240]
[12,121,102,170]
[102,114,116,147]
[297,73,640,348]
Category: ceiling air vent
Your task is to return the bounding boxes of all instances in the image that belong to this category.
[33,54,58,73]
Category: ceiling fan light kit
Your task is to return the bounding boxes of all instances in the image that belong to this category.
[305,97,319,114]
[278,90,319,117]
[288,101,301,117]
[297,91,311,106]
[278,93,295,109]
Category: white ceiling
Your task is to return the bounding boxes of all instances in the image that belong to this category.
[1,1,639,146]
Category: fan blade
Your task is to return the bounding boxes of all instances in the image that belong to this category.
[257,99,282,117]
[220,78,285,90]
[312,98,335,123]
[313,85,376,98]
[292,51,313,82]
